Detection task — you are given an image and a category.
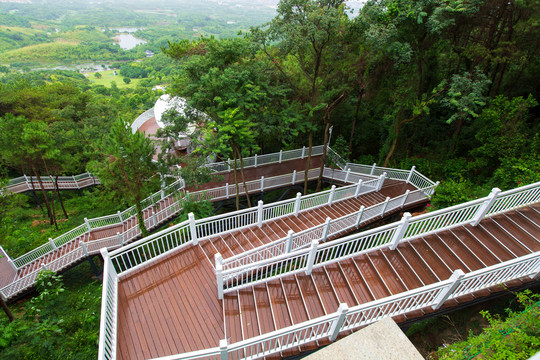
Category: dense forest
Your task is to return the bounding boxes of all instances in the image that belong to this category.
[0,0,539,359]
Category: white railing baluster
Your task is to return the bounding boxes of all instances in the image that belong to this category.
[329,303,349,341]
[302,146,306,159]
[471,187,501,226]
[279,150,283,164]
[294,192,302,216]
[344,169,351,183]
[401,190,410,207]
[292,170,297,185]
[432,269,465,310]
[370,163,376,175]
[286,230,294,253]
[356,206,365,228]
[254,154,258,168]
[189,213,198,245]
[377,172,386,191]
[328,185,336,205]
[226,183,229,199]
[216,253,224,300]
[406,166,416,184]
[322,218,331,242]
[49,238,57,251]
[305,240,319,275]
[257,200,264,228]
[84,217,91,231]
[390,212,411,250]
[117,232,124,247]
[261,176,265,193]
[354,180,363,197]
[380,197,390,216]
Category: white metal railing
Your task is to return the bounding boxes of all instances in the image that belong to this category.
[147,250,540,360]
[221,177,415,271]
[106,167,377,278]
[9,178,185,270]
[218,181,540,294]
[2,172,100,194]
[345,163,436,191]
[204,145,326,173]
[98,249,118,360]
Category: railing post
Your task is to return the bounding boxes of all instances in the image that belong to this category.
[260,176,264,193]
[215,253,224,300]
[401,190,410,208]
[117,211,123,225]
[354,180,363,197]
[189,212,198,245]
[328,185,336,205]
[344,169,351,183]
[227,159,231,172]
[84,217,91,231]
[74,175,80,189]
[279,149,283,163]
[0,245,17,272]
[377,172,386,191]
[49,238,57,251]
[160,181,166,200]
[254,153,258,168]
[305,240,319,275]
[406,165,416,184]
[370,162,376,175]
[322,217,331,241]
[80,241,89,257]
[41,264,47,272]
[117,232,124,247]
[294,192,302,216]
[471,187,501,226]
[432,270,465,310]
[219,339,228,360]
[23,174,30,189]
[329,303,349,341]
[355,206,365,228]
[257,200,264,228]
[380,197,390,216]
[390,212,412,250]
[301,146,306,159]
[292,170,297,185]
[151,207,157,226]
[225,183,229,199]
[286,230,294,253]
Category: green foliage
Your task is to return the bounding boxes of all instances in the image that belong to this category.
[438,290,540,359]
[431,178,490,209]
[177,195,214,222]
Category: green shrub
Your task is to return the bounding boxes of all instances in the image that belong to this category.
[438,290,540,360]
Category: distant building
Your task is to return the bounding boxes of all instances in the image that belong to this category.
[131,95,203,160]
[145,50,155,58]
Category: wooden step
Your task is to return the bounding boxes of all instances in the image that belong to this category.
[408,238,452,280]
[266,281,293,330]
[339,259,376,304]
[367,251,407,294]
[281,277,310,324]
[382,248,424,289]
[353,255,391,299]
[324,263,358,307]
[238,288,260,340]
[481,219,531,256]
[295,275,326,317]
[310,267,339,313]
[436,232,485,271]
[491,216,540,251]
[464,224,516,261]
[449,227,501,265]
[253,284,276,335]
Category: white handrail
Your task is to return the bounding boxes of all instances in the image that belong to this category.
[2,172,100,194]
[220,181,540,293]
[145,250,540,360]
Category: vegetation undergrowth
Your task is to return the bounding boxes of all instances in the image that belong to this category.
[0,261,102,359]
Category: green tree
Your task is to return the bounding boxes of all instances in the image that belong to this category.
[94,72,102,79]
[89,119,159,236]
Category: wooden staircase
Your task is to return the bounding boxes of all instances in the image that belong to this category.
[219,204,540,358]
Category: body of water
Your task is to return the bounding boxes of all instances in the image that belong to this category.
[114,33,147,50]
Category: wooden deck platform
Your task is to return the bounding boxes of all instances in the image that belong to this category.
[116,202,540,360]
[116,179,424,360]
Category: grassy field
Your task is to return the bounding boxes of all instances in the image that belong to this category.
[84,69,143,89]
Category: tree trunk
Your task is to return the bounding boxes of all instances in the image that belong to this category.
[54,175,69,219]
[135,200,148,237]
[383,135,399,168]
[32,165,54,225]
[450,117,465,153]
[303,130,313,196]
[236,146,252,208]
[0,296,13,322]
[316,121,331,192]
[348,90,363,157]
[232,152,240,211]
[49,178,59,230]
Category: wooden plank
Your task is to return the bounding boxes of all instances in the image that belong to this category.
[253,284,276,335]
[295,275,326,317]
[281,277,310,324]
[324,263,358,307]
[367,251,407,294]
[339,259,375,304]
[238,289,260,339]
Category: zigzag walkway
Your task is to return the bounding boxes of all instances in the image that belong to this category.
[0,156,324,300]
[112,184,540,360]
[114,179,422,360]
[2,173,100,194]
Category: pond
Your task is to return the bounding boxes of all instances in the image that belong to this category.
[114,33,147,50]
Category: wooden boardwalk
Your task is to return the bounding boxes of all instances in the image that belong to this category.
[0,156,324,298]
[116,202,540,360]
[115,179,423,360]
